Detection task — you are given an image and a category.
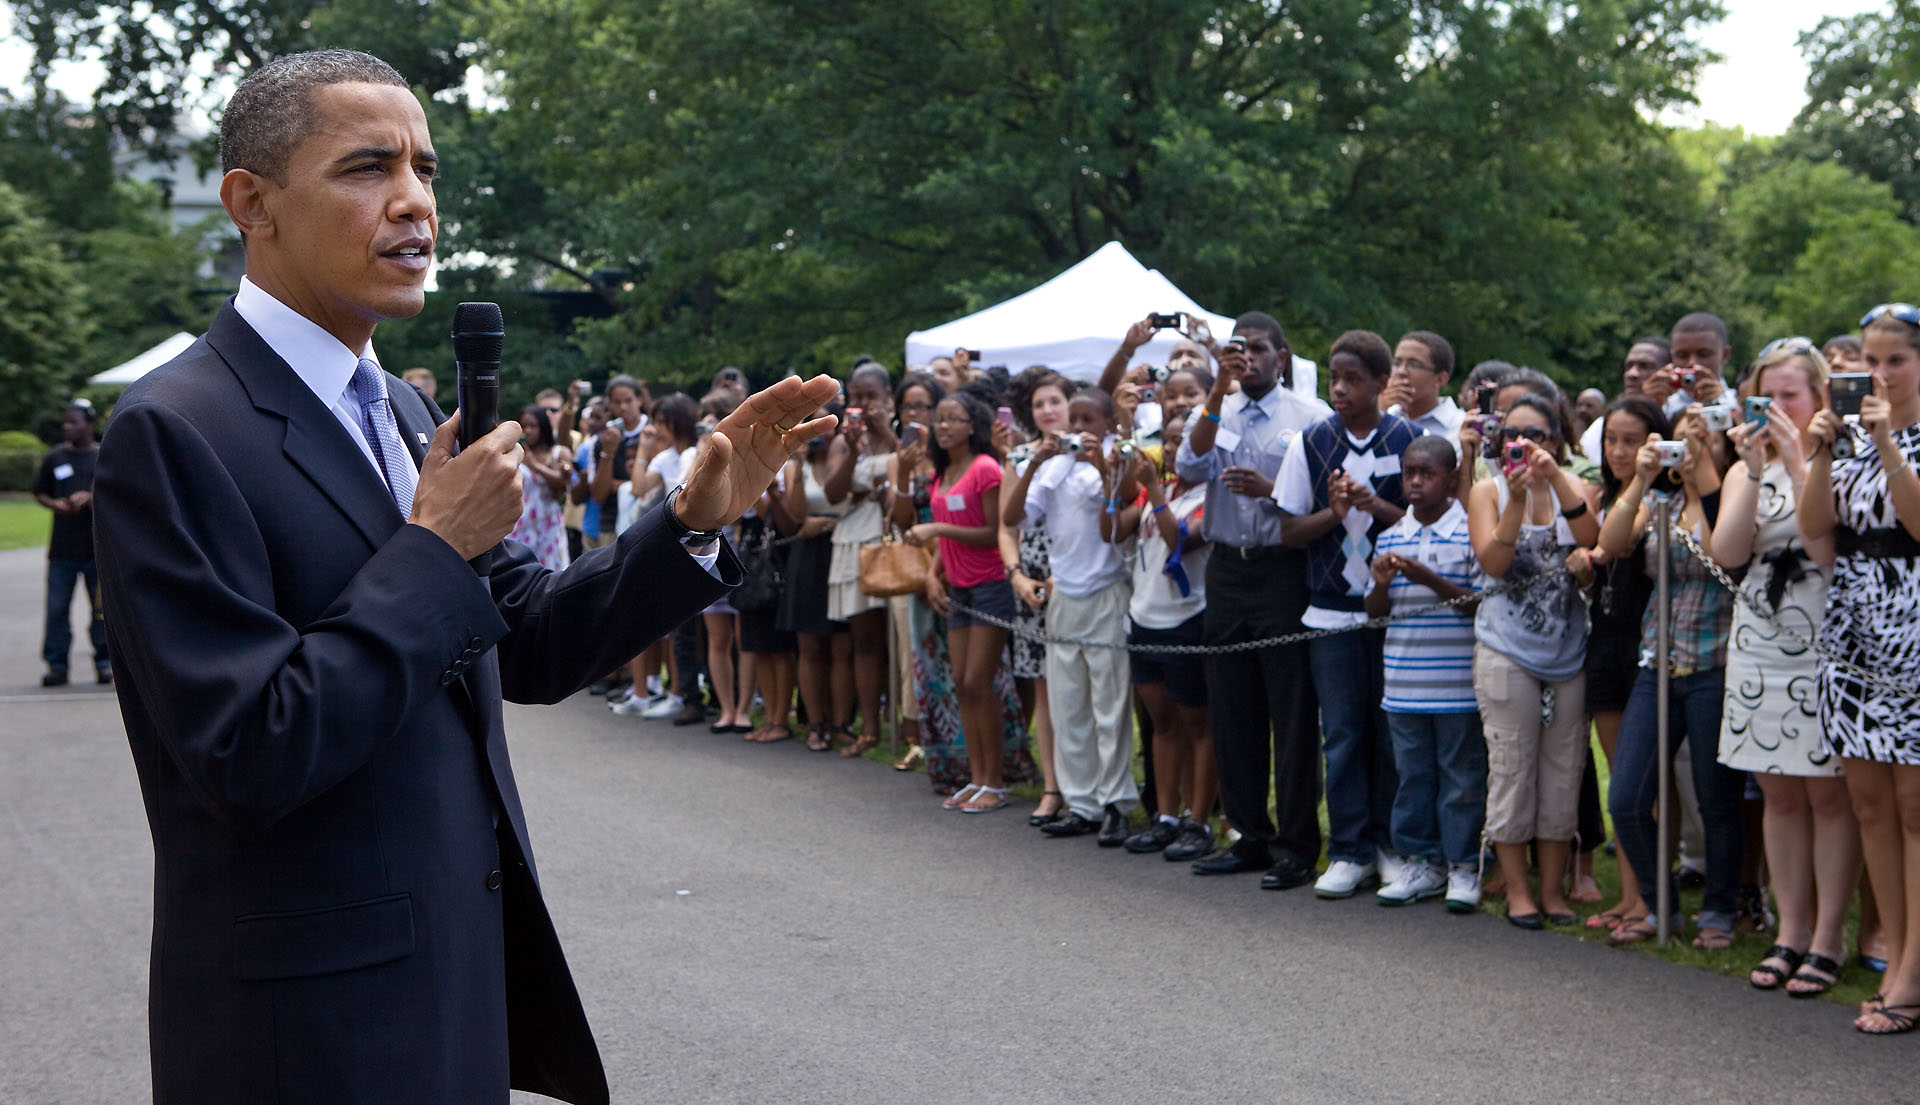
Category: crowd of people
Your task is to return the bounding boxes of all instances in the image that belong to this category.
[36,302,1920,1039]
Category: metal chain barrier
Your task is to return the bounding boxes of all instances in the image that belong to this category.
[944,567,1573,654]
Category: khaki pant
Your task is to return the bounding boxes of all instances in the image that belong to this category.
[1046,583,1137,819]
[888,593,919,721]
[1473,643,1586,844]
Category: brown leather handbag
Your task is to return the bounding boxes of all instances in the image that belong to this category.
[858,533,932,597]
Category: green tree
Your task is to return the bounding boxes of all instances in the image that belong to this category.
[0,182,92,432]
[1774,208,1920,342]
[1780,0,1920,225]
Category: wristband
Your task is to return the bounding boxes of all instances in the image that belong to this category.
[1559,500,1589,521]
[1201,409,1222,424]
[1105,497,1121,515]
[1150,501,1169,515]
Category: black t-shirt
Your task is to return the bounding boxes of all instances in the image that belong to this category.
[33,442,98,561]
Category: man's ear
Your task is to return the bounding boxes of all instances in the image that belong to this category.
[219,168,275,242]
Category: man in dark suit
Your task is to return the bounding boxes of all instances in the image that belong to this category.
[92,50,838,1105]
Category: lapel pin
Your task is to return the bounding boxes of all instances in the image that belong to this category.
[417,432,429,446]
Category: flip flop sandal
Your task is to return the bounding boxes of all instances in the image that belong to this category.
[960,786,1010,814]
[755,726,793,744]
[942,783,982,811]
[1585,909,1630,930]
[1785,953,1841,998]
[1691,926,1734,951]
[1606,919,1658,947]
[1749,945,1805,990]
[806,726,833,752]
[1857,1003,1920,1036]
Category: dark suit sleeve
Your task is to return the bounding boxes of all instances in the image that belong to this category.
[486,504,741,705]
[95,400,508,833]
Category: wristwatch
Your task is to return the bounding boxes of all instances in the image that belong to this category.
[663,485,726,548]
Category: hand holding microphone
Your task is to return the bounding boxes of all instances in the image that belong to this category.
[410,302,524,566]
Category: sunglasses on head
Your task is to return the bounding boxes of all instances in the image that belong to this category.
[1498,425,1549,443]
[1861,303,1920,328]
[1758,336,1815,358]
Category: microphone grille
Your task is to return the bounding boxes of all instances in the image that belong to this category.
[452,301,504,361]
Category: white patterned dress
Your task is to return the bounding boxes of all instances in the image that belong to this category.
[1818,425,1920,765]
[1718,462,1838,776]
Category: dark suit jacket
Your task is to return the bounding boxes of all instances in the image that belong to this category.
[94,302,735,1105]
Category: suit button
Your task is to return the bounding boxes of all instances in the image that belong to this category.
[485,869,503,891]
[440,671,456,686]
[469,636,484,650]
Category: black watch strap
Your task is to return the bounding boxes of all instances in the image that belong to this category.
[664,485,725,545]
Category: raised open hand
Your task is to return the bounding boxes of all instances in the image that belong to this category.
[674,374,842,532]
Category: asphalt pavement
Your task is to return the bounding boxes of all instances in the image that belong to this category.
[2,544,1915,1104]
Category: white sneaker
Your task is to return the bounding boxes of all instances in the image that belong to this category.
[1314,858,1379,899]
[1445,864,1482,914]
[1376,848,1410,888]
[609,693,656,717]
[1376,861,1446,906]
[645,674,663,697]
[640,693,684,719]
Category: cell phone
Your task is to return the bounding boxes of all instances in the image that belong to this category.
[607,417,625,432]
[1476,383,1497,414]
[1225,335,1247,353]
[966,349,984,362]
[1831,373,1872,419]
[1150,312,1182,329]
[899,423,920,448]
[846,407,864,433]
[995,405,1013,429]
[1744,396,1772,429]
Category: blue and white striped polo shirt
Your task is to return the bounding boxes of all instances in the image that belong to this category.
[1374,500,1481,713]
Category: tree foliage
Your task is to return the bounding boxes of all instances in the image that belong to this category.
[0,182,91,433]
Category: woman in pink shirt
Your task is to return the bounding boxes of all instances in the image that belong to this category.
[907,392,1015,812]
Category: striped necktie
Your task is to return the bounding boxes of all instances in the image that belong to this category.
[350,357,417,520]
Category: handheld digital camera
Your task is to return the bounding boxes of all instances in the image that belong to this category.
[1700,401,1735,433]
[1063,433,1085,454]
[1655,440,1688,468]
[1744,396,1772,429]
[1150,364,1172,384]
[1504,441,1527,470]
[1830,373,1872,419]
[1139,385,1156,404]
[1150,312,1182,330]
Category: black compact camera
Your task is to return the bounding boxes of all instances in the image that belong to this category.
[1150,312,1182,330]
[1476,383,1497,414]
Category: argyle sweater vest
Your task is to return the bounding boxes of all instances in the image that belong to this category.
[1300,412,1420,612]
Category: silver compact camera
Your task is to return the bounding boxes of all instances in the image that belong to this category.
[1062,433,1085,454]
[1655,440,1688,468]
[1700,401,1736,433]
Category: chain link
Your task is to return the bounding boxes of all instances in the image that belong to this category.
[945,568,1572,654]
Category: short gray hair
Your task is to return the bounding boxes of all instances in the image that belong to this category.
[220,49,409,181]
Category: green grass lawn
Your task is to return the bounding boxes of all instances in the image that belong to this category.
[0,494,50,551]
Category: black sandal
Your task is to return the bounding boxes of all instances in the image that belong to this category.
[1858,1002,1920,1035]
[1785,953,1842,998]
[1750,944,1805,990]
[1028,790,1065,827]
[806,725,832,752]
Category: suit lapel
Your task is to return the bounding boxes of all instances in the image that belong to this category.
[206,304,403,552]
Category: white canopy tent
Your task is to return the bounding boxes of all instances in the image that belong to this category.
[89,332,198,386]
[904,240,1316,399]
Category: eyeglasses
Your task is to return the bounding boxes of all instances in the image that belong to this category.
[1757,336,1814,358]
[931,416,973,426]
[1861,303,1920,328]
[1498,425,1550,443]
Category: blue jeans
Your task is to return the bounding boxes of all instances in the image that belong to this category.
[1309,627,1397,863]
[1607,667,1744,931]
[44,557,107,675]
[1386,711,1487,866]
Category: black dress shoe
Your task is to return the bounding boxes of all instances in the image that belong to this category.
[95,666,113,685]
[1507,911,1544,931]
[1124,819,1180,854]
[1190,846,1273,875]
[1163,821,1215,862]
[1260,854,1315,891]
[1041,812,1097,838]
[40,671,67,688]
[1097,805,1129,847]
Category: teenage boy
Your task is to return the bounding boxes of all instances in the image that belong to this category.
[1379,330,1463,441]
[1365,435,1486,910]
[1175,312,1332,890]
[1646,313,1730,418]
[1276,329,1420,898]
[1005,388,1137,845]
[33,399,109,687]
[1578,337,1669,462]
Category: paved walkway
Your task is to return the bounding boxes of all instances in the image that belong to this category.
[1,545,1912,1103]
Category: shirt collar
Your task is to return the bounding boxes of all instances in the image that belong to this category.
[1412,498,1469,539]
[1228,385,1284,420]
[233,275,382,408]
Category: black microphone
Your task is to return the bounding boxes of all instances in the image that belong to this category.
[453,302,504,449]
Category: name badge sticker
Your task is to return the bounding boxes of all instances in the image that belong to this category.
[52,464,75,481]
[1213,428,1242,453]
[946,493,966,512]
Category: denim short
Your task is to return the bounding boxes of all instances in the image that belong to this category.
[949,578,1016,630]
[1129,612,1208,708]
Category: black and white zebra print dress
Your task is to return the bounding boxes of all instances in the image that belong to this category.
[1818,424,1920,765]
